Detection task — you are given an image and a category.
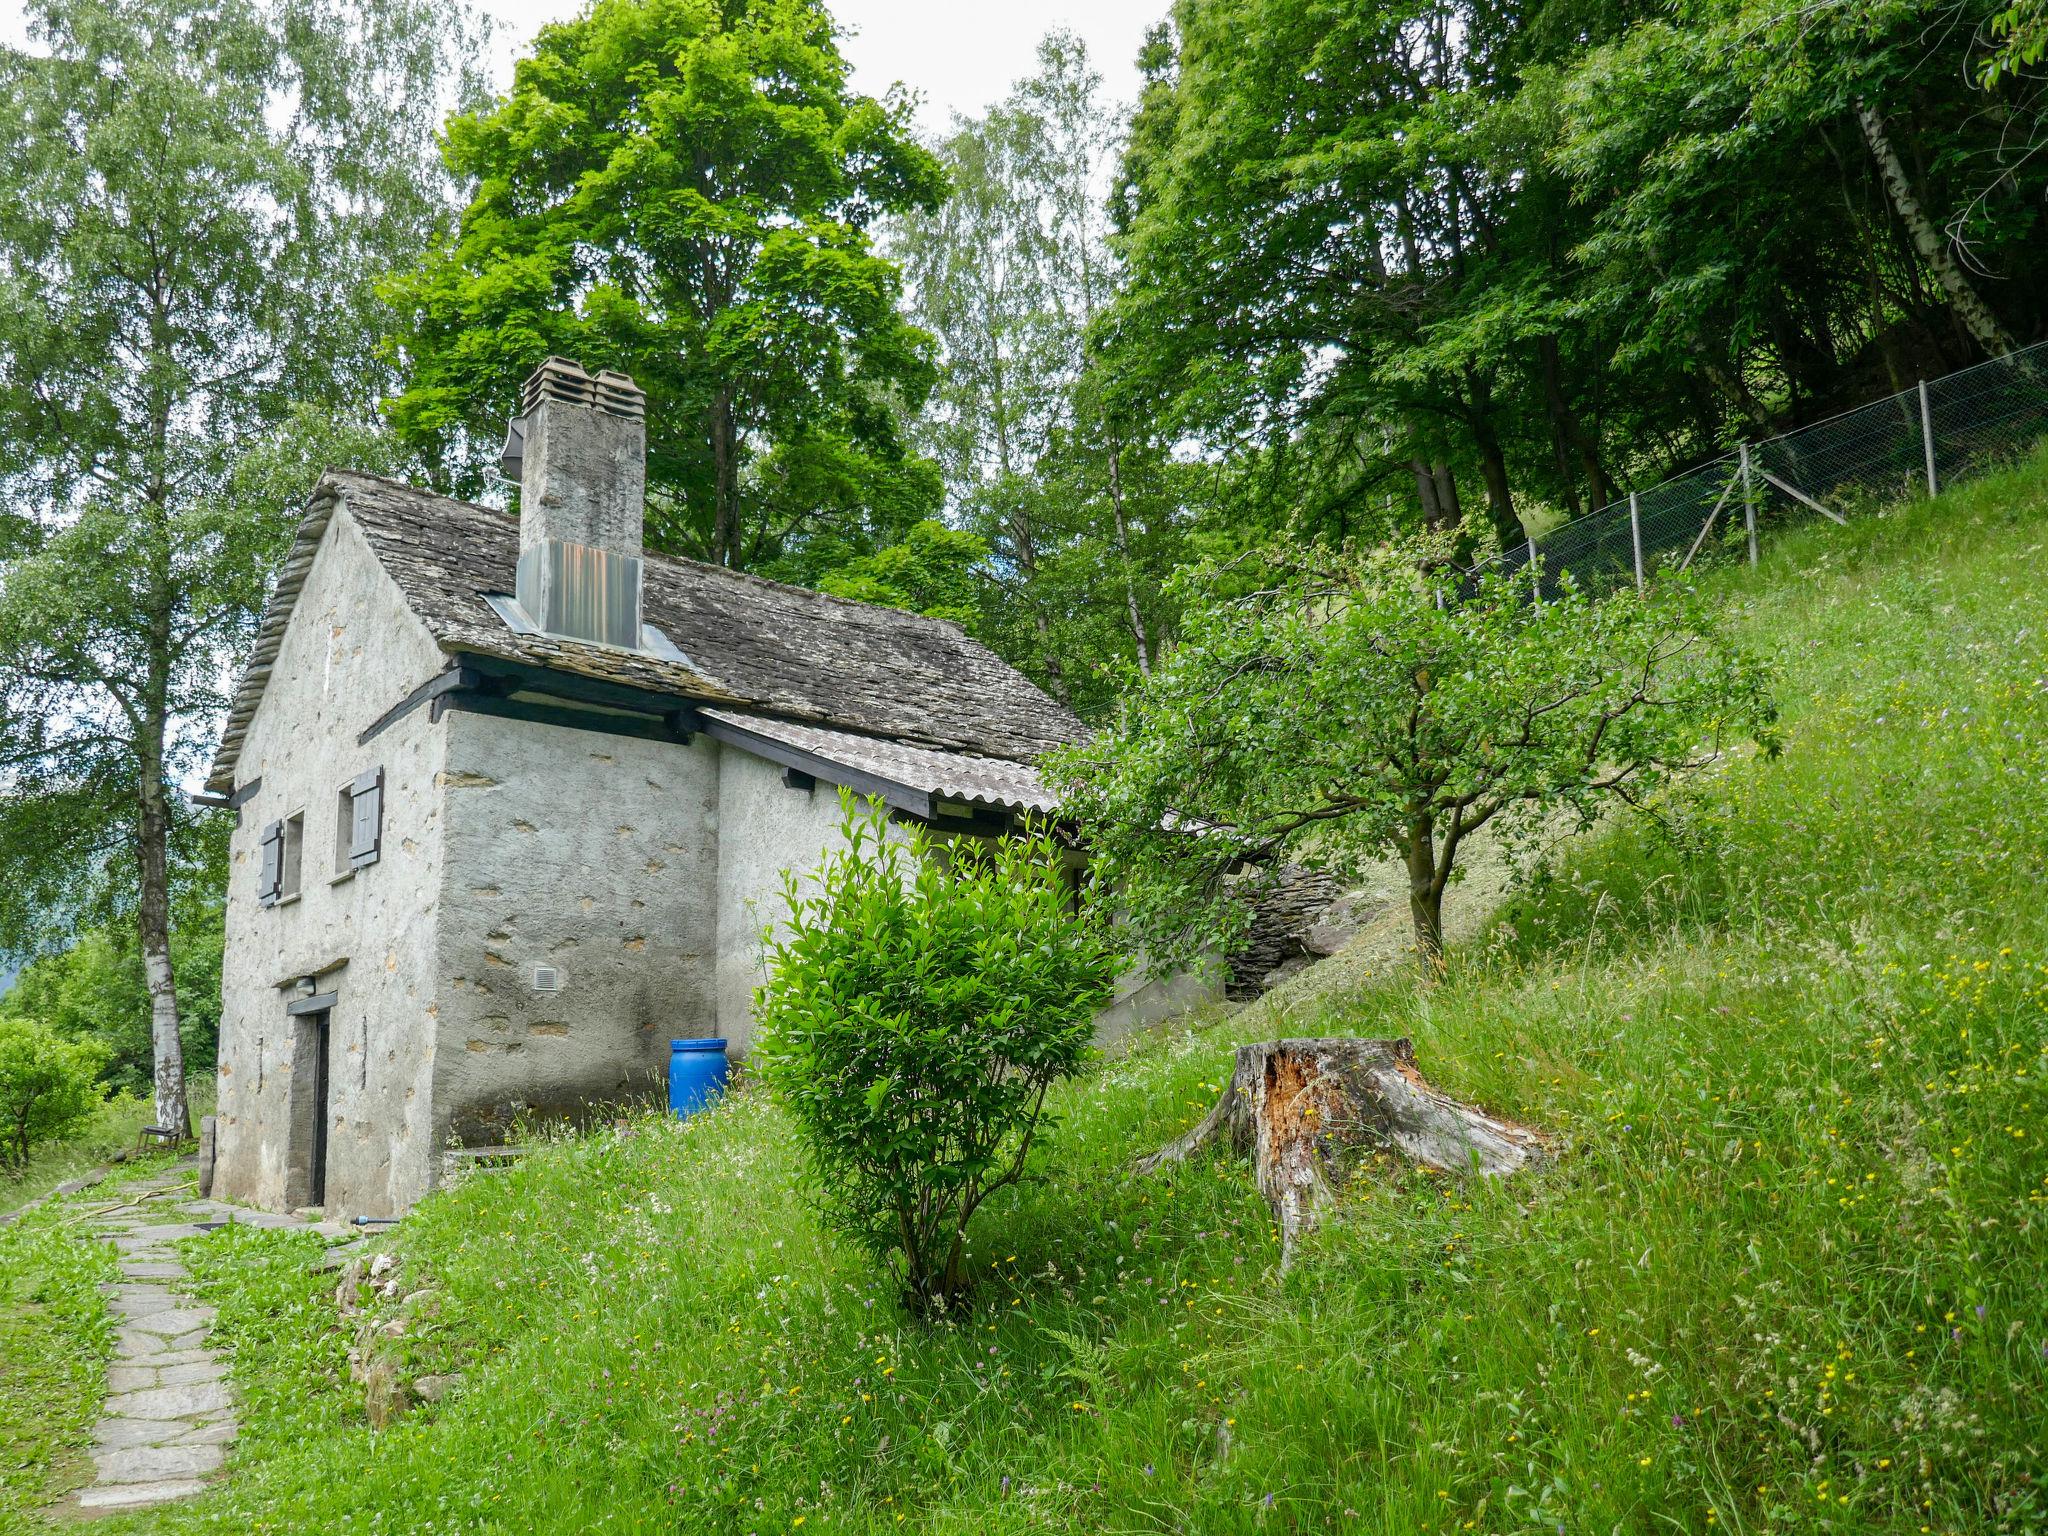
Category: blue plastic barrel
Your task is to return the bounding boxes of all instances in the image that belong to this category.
[668,1038,729,1118]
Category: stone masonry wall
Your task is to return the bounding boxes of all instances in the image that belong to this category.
[213,507,450,1218]
[430,711,722,1144]
[712,750,854,1055]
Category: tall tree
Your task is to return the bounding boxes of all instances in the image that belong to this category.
[0,0,482,1135]
[385,0,950,572]
[889,31,1184,718]
[1103,0,2048,565]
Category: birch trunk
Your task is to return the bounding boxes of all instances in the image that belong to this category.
[136,723,189,1137]
[1856,102,2017,359]
[1105,438,1151,677]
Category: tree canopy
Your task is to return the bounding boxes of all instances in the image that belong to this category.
[384,0,951,572]
[1050,546,1780,963]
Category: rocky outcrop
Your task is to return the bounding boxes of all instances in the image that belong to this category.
[339,1249,465,1425]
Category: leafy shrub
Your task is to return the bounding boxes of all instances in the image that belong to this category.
[755,795,1123,1314]
[0,1017,106,1171]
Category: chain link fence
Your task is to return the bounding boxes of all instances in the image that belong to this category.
[1468,338,2048,600]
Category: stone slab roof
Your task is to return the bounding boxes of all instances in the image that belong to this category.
[698,708,1059,817]
[208,470,1081,792]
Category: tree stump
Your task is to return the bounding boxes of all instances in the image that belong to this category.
[1137,1037,1546,1266]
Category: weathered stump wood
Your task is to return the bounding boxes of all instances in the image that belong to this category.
[1138,1037,1546,1265]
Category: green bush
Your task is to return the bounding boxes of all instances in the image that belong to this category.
[755,794,1124,1315]
[0,1016,106,1172]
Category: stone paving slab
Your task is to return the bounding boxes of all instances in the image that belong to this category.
[128,1306,218,1336]
[75,1479,208,1511]
[104,1284,180,1308]
[127,1346,213,1368]
[94,1417,190,1450]
[158,1360,227,1387]
[62,1165,349,1520]
[168,1421,239,1447]
[92,1442,226,1484]
[102,1381,233,1422]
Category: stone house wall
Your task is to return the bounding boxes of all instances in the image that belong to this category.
[712,749,854,1055]
[213,507,450,1217]
[429,712,722,1145]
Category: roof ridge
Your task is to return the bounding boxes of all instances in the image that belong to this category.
[325,467,972,642]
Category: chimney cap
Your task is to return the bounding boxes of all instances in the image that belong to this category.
[520,355,645,422]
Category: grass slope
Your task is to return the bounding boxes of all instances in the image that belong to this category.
[102,454,2048,1535]
[0,1088,195,1220]
[0,1190,123,1531]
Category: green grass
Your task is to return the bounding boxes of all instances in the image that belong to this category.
[83,450,2048,1534]
[0,1191,120,1531]
[0,1089,162,1220]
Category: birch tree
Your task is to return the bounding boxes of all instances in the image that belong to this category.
[891,31,1180,715]
[0,0,482,1134]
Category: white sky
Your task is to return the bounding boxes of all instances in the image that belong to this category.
[481,0,1161,130]
[3,1,1165,128]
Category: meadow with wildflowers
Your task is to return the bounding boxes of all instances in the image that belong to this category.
[69,450,2048,1535]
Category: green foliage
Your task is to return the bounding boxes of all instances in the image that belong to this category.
[0,0,479,1130]
[80,450,2044,1536]
[0,1196,118,1522]
[887,32,1186,718]
[1053,540,1780,964]
[0,892,224,1095]
[384,0,949,571]
[1981,0,2048,84]
[753,795,1122,1314]
[0,1017,107,1171]
[1104,0,2048,563]
[816,519,991,631]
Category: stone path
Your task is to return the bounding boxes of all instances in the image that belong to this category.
[62,1163,349,1518]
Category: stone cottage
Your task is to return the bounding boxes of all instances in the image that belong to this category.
[205,358,1210,1220]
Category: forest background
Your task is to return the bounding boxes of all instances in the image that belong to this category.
[1,0,2045,1116]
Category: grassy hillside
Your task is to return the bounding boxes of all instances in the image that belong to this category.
[79,451,2048,1535]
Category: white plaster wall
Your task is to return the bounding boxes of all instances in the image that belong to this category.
[712,749,856,1055]
[431,712,721,1143]
[1095,959,1226,1049]
[213,505,449,1218]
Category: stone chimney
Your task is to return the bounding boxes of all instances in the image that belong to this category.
[505,356,647,650]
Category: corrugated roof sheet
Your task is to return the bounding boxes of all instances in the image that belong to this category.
[699,709,1060,817]
[208,470,1081,791]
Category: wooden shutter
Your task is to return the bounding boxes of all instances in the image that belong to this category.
[349,768,384,868]
[257,820,284,907]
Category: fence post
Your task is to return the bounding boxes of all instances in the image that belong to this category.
[1918,379,1938,497]
[1629,491,1645,596]
[1740,444,1758,567]
[1526,536,1541,606]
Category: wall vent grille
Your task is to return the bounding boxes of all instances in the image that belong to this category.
[533,965,563,993]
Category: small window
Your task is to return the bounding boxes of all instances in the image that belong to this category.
[342,768,383,871]
[279,812,305,903]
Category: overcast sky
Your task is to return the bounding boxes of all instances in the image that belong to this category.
[479,0,1164,130]
[2,1,1167,128]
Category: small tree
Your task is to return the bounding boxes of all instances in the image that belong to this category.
[0,1018,107,1172]
[754,795,1123,1315]
[1049,542,1780,967]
